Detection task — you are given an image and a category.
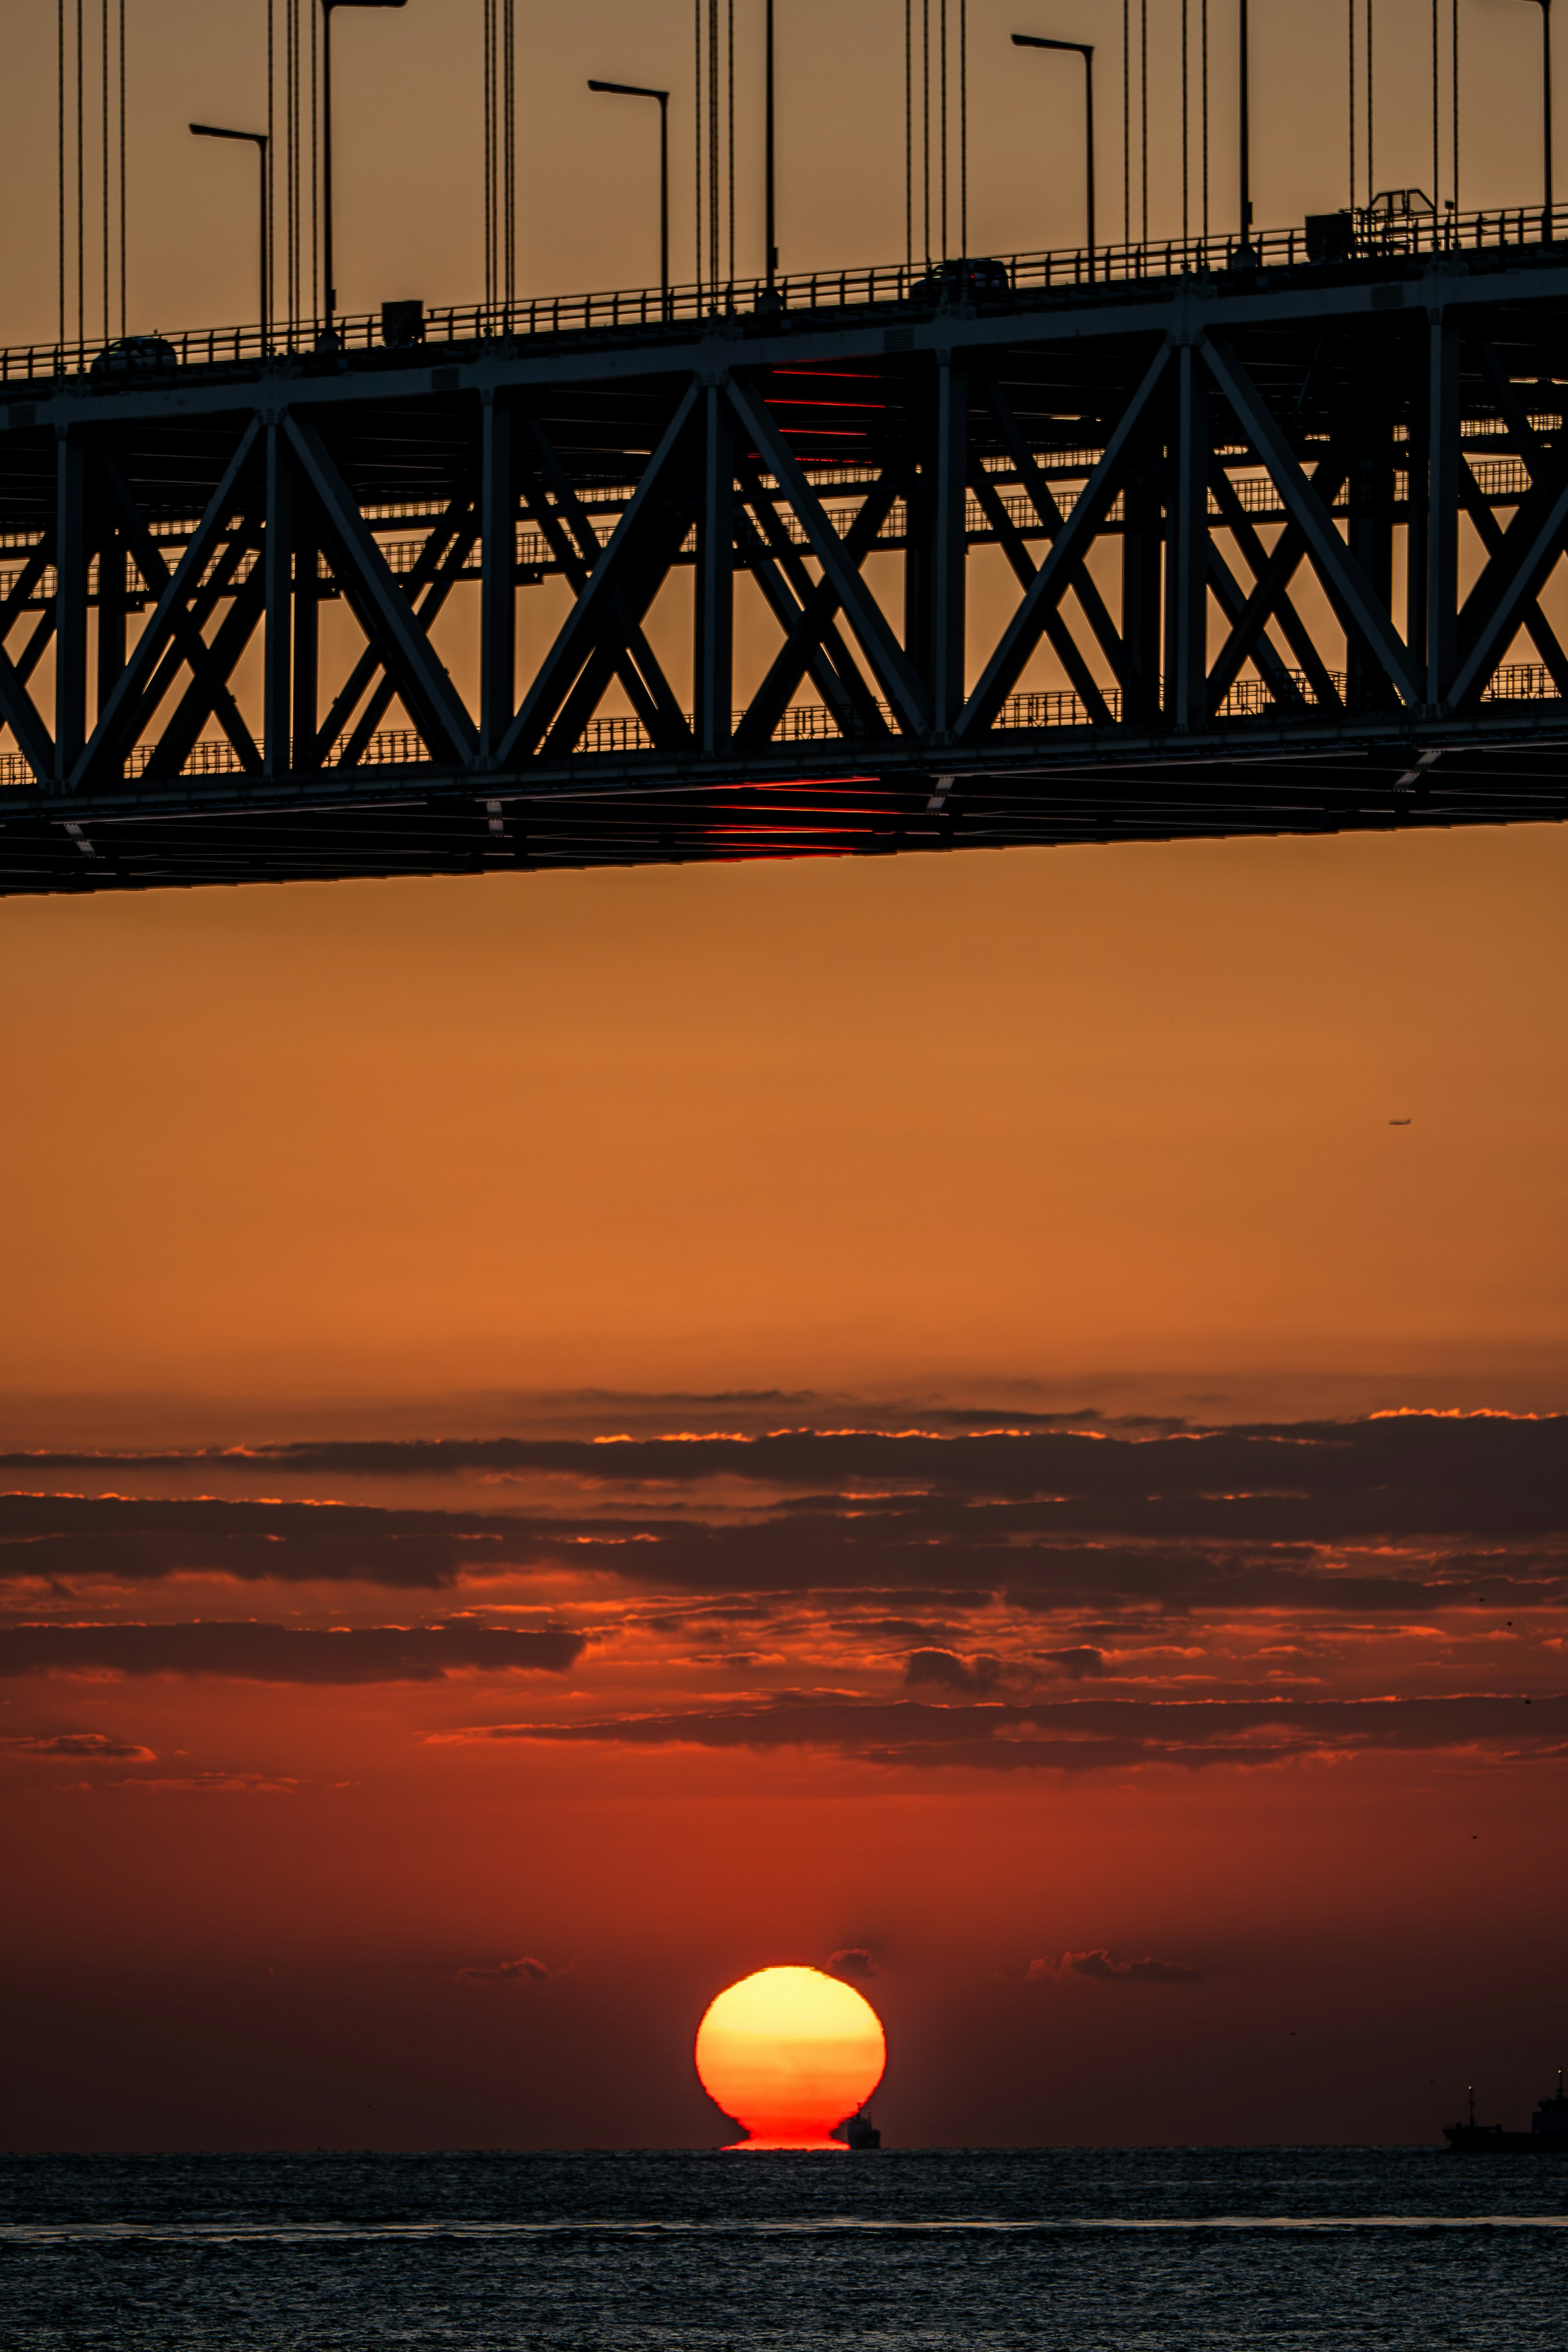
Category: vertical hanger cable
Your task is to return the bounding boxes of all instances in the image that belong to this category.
[1122,0,1130,243]
[482,0,493,306]
[694,0,703,295]
[904,0,912,267]
[118,0,125,330]
[76,0,85,344]
[100,0,109,341]
[922,0,931,264]
[310,0,318,318]
[1348,0,1356,214]
[506,0,516,303]
[1182,0,1189,243]
[1201,0,1209,237]
[1451,0,1459,213]
[728,0,735,290]
[939,0,948,260]
[1431,0,1439,229]
[57,0,65,346]
[960,0,968,258]
[1140,0,1148,244]
[1366,0,1374,210]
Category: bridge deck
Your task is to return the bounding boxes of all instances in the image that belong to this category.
[3,215,1568,893]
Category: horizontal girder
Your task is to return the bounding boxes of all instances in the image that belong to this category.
[5,236,1568,893]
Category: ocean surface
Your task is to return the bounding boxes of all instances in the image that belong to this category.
[0,2148,1563,2348]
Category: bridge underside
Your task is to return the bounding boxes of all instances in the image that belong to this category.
[4,234,1568,893]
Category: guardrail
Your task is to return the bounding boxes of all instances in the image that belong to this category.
[3,199,1567,389]
[3,665,1561,795]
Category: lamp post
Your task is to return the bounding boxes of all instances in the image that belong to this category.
[766,0,778,286]
[190,123,271,340]
[321,0,408,338]
[1238,0,1254,256]
[1523,0,1555,216]
[1010,34,1096,261]
[587,80,671,311]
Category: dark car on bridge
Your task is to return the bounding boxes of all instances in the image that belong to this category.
[909,256,1013,307]
[90,335,179,384]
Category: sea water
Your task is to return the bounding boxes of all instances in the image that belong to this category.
[0,2147,1562,2348]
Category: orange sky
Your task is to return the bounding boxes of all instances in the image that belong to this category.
[2,0,1567,2154]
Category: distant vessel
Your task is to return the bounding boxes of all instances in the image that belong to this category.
[1444,2071,1568,2151]
[831,2108,881,2149]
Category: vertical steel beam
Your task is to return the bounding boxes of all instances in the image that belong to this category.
[1164,343,1209,728]
[480,392,516,762]
[1348,346,1397,711]
[1425,315,1460,711]
[695,383,733,755]
[263,422,294,778]
[932,358,968,736]
[1122,464,1163,724]
[96,516,125,721]
[293,497,319,771]
[54,428,88,784]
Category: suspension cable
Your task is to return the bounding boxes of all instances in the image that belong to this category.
[904,0,912,267]
[1181,0,1189,241]
[118,0,125,330]
[1122,0,1129,242]
[922,0,931,264]
[1431,0,1439,223]
[1201,0,1209,236]
[728,0,735,290]
[1366,0,1374,209]
[939,0,947,261]
[100,0,108,340]
[1457,0,1467,214]
[76,0,85,344]
[694,0,702,295]
[1354,0,1363,214]
[57,0,65,347]
[309,0,318,319]
[483,0,494,306]
[1140,0,1148,243]
[960,0,967,259]
[506,0,516,303]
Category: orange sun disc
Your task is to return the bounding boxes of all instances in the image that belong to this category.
[694,1965,886,2150]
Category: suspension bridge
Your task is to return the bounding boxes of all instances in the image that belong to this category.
[3,5,1568,893]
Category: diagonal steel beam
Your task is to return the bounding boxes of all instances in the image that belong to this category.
[74,421,263,790]
[967,461,1112,722]
[514,404,692,747]
[977,369,1142,703]
[1208,463,1344,709]
[735,471,902,751]
[725,375,932,736]
[497,382,703,767]
[285,412,479,767]
[1200,333,1422,707]
[735,456,889,734]
[311,490,474,765]
[1446,464,1568,709]
[1457,459,1568,695]
[956,342,1172,741]
[0,642,54,780]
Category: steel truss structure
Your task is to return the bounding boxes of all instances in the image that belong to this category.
[3,231,1568,894]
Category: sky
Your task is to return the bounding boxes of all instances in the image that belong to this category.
[2,0,1568,2154]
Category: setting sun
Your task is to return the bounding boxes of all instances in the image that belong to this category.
[694,1967,887,2150]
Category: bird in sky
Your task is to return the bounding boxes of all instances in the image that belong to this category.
[1389,1118,1412,1126]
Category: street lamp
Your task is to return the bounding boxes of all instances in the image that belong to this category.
[587,80,671,312]
[321,0,408,338]
[1522,0,1555,216]
[189,123,270,340]
[1238,0,1254,258]
[1011,35,1096,263]
[765,0,778,287]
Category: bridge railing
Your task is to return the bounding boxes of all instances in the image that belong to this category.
[3,666,1561,796]
[3,199,1567,388]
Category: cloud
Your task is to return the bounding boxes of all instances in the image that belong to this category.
[1027,1950,1203,1985]
[827,1948,882,1981]
[433,1691,1568,1771]
[448,1956,552,1983]
[118,1773,301,1794]
[0,1622,587,1683]
[1040,1647,1109,1680]
[904,1648,1004,1695]
[0,1730,155,1761]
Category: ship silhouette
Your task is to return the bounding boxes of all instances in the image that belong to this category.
[1443,2069,1568,2151]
